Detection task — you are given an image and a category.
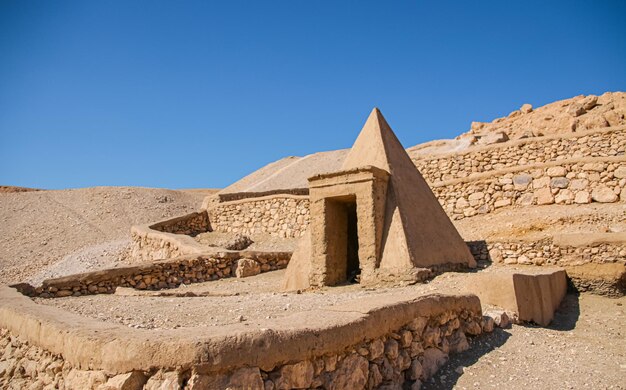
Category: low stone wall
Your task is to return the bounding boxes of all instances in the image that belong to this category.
[433,157,626,220]
[470,235,626,296]
[14,252,291,298]
[149,211,210,235]
[415,127,625,184]
[0,287,490,389]
[208,195,310,238]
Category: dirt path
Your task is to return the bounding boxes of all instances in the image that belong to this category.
[425,294,626,390]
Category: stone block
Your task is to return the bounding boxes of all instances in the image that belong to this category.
[464,268,567,326]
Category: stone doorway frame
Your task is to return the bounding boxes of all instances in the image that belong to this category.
[307,166,389,286]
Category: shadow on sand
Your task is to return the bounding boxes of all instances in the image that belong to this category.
[421,293,581,389]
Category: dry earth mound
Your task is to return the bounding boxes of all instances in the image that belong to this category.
[0,187,203,284]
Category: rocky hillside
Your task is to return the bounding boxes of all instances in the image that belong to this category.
[222,92,626,193]
[409,91,626,156]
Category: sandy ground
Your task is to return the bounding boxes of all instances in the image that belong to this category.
[0,187,205,284]
[33,269,470,329]
[424,294,626,390]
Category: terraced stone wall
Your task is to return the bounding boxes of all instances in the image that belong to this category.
[208,128,625,235]
[208,195,310,238]
[414,127,625,183]
[433,158,626,220]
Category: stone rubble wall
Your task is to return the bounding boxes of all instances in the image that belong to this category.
[414,127,625,184]
[468,239,626,296]
[433,158,626,220]
[205,128,625,237]
[149,211,210,235]
[0,294,492,390]
[14,252,291,299]
[208,195,310,238]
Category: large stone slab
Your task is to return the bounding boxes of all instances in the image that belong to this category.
[464,267,567,326]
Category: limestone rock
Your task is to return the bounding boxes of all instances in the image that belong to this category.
[534,188,554,205]
[407,359,423,381]
[520,103,533,114]
[99,371,147,390]
[484,310,511,329]
[228,367,264,390]
[574,191,591,204]
[488,248,503,263]
[550,177,569,189]
[476,131,509,146]
[144,371,182,390]
[591,185,618,203]
[384,339,399,360]
[513,174,533,190]
[546,167,567,177]
[421,348,448,380]
[481,315,495,333]
[368,338,384,361]
[236,258,261,278]
[582,95,598,110]
[272,360,314,389]
[65,369,107,390]
[494,198,511,209]
[555,189,574,204]
[614,166,626,179]
[326,353,368,390]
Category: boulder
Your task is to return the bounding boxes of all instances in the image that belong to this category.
[99,372,147,390]
[476,131,509,146]
[520,103,533,114]
[236,258,261,278]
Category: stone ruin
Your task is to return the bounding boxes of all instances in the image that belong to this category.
[2,96,625,389]
[284,108,476,290]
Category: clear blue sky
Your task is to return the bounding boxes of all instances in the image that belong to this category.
[1,1,625,190]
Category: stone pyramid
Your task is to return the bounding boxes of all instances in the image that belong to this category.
[342,108,475,271]
[283,108,475,291]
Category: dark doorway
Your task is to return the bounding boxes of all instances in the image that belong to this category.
[324,196,360,285]
[346,201,360,283]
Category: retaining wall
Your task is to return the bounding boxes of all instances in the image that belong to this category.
[414,126,625,183]
[0,287,488,389]
[208,194,310,238]
[14,252,291,299]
